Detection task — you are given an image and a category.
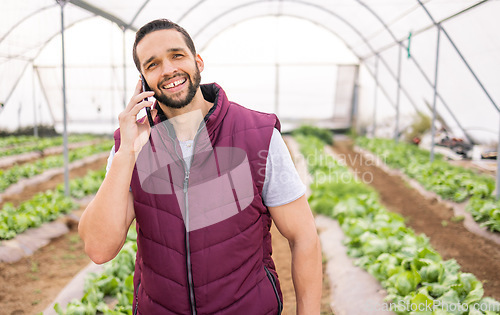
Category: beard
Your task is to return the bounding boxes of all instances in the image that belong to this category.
[154,66,201,109]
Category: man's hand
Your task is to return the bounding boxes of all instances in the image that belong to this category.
[118,79,156,159]
[79,79,156,264]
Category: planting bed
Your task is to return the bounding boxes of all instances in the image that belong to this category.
[333,138,500,301]
[4,133,498,314]
[0,142,332,315]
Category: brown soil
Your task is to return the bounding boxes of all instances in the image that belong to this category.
[0,154,107,315]
[0,140,107,170]
[0,214,91,315]
[334,139,500,300]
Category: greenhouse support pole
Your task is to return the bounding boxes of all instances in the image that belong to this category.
[58,0,70,196]
[32,64,38,137]
[497,117,500,199]
[35,66,57,125]
[395,44,402,143]
[417,0,499,114]
[373,55,379,137]
[430,25,441,162]
[350,66,360,130]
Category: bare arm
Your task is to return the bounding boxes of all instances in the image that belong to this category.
[78,80,156,264]
[269,194,322,315]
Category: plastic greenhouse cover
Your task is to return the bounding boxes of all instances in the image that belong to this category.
[0,0,498,143]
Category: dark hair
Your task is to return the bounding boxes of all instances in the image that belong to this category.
[132,19,196,71]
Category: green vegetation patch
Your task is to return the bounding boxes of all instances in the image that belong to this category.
[297,131,500,315]
[356,137,498,232]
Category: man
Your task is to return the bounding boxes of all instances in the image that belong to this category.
[79,19,321,315]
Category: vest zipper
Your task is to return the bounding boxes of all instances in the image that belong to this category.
[170,127,203,315]
[133,282,141,315]
[183,167,196,315]
[264,266,283,314]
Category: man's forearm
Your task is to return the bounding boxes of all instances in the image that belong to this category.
[290,234,322,314]
[78,150,136,264]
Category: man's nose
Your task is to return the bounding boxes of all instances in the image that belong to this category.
[161,61,177,76]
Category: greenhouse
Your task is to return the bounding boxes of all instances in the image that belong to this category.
[1,0,499,314]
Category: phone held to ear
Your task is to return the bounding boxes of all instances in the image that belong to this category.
[141,74,155,127]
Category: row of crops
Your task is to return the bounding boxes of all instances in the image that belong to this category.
[50,128,500,315]
[0,134,98,157]
[55,229,138,314]
[0,168,105,239]
[356,138,500,232]
[0,140,113,192]
[0,135,113,240]
[296,129,500,315]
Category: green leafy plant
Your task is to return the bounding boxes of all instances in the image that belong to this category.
[56,228,138,315]
[0,168,106,240]
[466,197,500,232]
[296,132,500,314]
[0,140,113,192]
[0,134,99,157]
[292,125,334,145]
[356,137,499,232]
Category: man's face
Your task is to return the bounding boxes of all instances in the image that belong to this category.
[137,29,203,109]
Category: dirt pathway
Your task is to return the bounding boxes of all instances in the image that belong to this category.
[0,220,91,315]
[334,140,500,300]
[0,156,108,208]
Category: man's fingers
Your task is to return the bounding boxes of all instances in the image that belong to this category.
[128,80,144,109]
[129,100,154,117]
[126,80,154,112]
[134,79,142,95]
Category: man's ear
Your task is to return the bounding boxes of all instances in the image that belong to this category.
[196,54,204,72]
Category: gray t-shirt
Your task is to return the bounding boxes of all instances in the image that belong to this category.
[106,128,305,207]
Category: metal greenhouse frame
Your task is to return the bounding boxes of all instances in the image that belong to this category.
[0,0,498,197]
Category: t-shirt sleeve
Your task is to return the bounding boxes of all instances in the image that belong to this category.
[261,128,306,207]
[105,145,115,176]
[106,145,132,192]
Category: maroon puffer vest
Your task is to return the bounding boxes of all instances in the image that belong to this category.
[114,83,283,314]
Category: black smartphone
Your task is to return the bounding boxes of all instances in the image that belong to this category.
[141,74,155,127]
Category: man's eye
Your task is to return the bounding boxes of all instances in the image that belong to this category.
[173,54,183,59]
[147,63,157,69]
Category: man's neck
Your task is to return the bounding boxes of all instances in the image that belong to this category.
[158,88,213,141]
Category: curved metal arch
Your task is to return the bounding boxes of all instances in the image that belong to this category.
[0,4,58,46]
[174,0,476,140]
[416,0,498,113]
[1,15,101,107]
[177,0,207,23]
[356,0,490,143]
[68,0,134,31]
[354,0,404,49]
[192,0,378,56]
[363,0,489,58]
[128,0,151,29]
[177,0,398,56]
[0,15,105,65]
[189,0,427,114]
[198,14,360,60]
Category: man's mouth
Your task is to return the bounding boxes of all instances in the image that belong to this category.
[162,78,187,90]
